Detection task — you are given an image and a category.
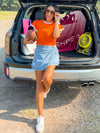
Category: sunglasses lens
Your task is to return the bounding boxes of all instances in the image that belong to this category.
[46,10,49,13]
[51,11,55,15]
[46,9,55,15]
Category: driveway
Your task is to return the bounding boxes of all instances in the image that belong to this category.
[0,19,100,133]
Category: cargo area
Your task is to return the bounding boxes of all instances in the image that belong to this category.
[18,5,96,61]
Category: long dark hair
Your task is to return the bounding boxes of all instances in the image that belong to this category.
[42,3,60,21]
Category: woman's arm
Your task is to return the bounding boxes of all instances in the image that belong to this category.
[53,12,61,39]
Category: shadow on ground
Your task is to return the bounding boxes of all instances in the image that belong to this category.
[0,47,81,132]
[0,77,81,132]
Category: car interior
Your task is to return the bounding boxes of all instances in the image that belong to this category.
[19,5,96,60]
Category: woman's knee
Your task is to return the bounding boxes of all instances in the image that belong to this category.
[42,76,52,86]
[36,82,45,93]
[42,65,55,86]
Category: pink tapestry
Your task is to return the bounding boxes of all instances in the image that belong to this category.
[56,11,86,52]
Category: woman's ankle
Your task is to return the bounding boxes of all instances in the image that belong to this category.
[38,111,44,117]
[41,113,44,117]
[38,114,44,117]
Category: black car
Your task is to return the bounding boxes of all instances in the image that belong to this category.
[4,0,100,85]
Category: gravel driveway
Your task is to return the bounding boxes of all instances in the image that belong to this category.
[0,19,100,133]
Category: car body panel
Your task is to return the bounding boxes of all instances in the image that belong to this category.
[18,0,97,10]
[8,66,100,83]
[4,56,100,82]
[19,0,97,4]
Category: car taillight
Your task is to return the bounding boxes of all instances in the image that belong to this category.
[5,31,12,56]
[4,67,9,76]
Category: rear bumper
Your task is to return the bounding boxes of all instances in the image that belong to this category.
[7,66,100,82]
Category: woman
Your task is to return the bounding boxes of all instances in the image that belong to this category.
[24,3,63,133]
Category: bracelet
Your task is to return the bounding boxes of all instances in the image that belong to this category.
[55,22,60,24]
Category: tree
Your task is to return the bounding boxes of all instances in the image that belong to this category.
[0,0,20,11]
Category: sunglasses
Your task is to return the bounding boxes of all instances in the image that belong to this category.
[46,9,55,15]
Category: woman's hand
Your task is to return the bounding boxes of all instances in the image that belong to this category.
[55,12,60,23]
[24,29,36,44]
[24,38,34,44]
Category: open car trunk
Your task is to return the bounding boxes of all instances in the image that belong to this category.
[19,0,97,10]
[17,4,96,62]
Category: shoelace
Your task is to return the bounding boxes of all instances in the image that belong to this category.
[36,116,44,132]
[37,116,44,125]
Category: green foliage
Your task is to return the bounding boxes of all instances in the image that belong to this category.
[0,0,20,11]
[96,1,100,14]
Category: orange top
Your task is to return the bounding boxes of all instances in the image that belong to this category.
[31,20,63,46]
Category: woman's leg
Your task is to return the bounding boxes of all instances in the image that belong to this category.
[35,70,45,117]
[35,65,56,116]
[42,65,56,93]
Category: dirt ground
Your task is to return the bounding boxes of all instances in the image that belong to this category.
[0,19,100,133]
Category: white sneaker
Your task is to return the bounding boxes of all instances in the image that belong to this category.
[44,88,50,98]
[36,115,44,133]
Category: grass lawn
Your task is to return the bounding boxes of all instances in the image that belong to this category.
[0,11,17,20]
[0,2,100,20]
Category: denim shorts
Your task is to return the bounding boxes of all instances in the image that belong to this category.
[31,45,59,71]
